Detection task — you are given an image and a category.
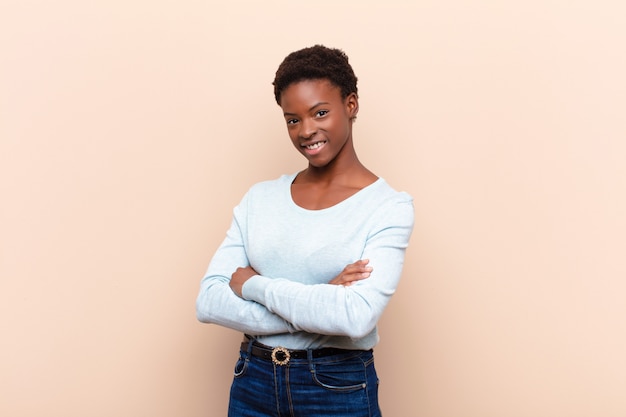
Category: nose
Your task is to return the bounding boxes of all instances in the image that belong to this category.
[299,119,317,140]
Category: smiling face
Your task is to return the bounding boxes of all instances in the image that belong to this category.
[280,79,359,169]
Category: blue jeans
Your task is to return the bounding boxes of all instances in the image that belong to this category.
[228,342,382,417]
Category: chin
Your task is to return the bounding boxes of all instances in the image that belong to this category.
[309,162,332,170]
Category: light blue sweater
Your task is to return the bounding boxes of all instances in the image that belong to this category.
[196,173,414,350]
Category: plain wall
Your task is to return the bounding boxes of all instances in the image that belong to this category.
[1,1,625,416]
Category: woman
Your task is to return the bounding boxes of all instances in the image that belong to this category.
[196,45,414,417]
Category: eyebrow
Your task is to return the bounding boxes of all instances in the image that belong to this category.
[283,102,330,117]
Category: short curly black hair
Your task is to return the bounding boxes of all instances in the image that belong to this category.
[273,45,358,105]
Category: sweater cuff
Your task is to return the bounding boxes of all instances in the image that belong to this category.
[241,274,269,304]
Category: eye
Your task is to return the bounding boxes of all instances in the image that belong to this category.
[315,110,329,117]
[286,118,299,125]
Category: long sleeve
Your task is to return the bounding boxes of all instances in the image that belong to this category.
[195,196,298,335]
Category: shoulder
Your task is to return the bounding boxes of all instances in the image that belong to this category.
[365,179,414,226]
[246,173,296,195]
[369,179,413,206]
[236,173,297,209]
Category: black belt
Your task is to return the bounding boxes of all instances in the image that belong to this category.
[241,338,359,366]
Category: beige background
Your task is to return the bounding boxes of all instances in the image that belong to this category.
[1,1,625,416]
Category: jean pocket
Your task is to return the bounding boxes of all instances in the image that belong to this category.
[310,358,367,392]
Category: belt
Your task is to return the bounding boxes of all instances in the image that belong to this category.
[241,338,358,366]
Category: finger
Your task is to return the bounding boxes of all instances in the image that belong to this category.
[343,264,373,276]
[332,269,372,285]
[342,259,367,269]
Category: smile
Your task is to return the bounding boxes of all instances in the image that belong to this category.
[304,141,327,150]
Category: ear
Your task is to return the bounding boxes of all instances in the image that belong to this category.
[345,93,359,120]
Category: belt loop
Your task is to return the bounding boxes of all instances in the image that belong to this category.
[307,348,315,370]
[245,335,254,357]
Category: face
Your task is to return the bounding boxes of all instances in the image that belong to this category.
[280,79,358,168]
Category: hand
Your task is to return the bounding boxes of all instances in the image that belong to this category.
[328,259,373,286]
[230,266,258,298]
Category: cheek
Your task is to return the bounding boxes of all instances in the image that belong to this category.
[287,129,300,147]
[327,119,349,137]
[327,115,349,132]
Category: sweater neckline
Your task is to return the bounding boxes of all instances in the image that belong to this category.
[285,172,384,213]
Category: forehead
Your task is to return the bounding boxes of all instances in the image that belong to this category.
[280,79,343,109]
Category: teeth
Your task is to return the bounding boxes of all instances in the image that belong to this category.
[306,141,326,150]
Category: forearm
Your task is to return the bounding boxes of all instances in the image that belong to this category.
[196,275,298,335]
[242,275,386,338]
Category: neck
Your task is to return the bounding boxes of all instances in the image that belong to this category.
[301,156,376,188]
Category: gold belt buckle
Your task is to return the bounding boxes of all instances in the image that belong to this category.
[271,346,291,366]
